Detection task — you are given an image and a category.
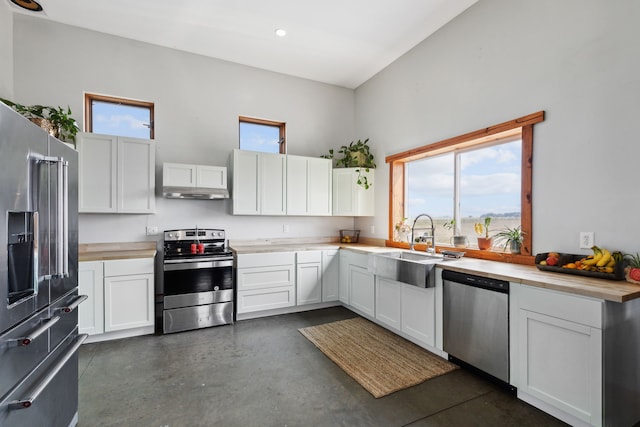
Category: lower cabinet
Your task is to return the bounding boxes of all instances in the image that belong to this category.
[236,252,296,314]
[511,283,603,427]
[321,249,339,302]
[375,277,435,348]
[339,250,375,317]
[78,257,155,341]
[297,251,322,305]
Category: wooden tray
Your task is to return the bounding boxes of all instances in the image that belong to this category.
[535,252,625,281]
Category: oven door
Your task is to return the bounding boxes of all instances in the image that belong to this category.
[163,258,233,296]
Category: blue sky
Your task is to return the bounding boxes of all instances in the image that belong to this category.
[92,101,151,138]
[239,122,280,152]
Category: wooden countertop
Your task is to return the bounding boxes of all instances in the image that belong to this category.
[232,241,640,303]
[79,242,157,262]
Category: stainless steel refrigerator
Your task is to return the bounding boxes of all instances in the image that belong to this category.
[0,102,86,426]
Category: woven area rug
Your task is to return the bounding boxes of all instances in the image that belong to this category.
[299,317,458,398]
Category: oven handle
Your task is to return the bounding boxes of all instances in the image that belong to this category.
[164,259,234,271]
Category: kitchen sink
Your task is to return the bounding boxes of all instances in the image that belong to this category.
[368,250,444,288]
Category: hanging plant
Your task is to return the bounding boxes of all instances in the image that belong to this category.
[322,138,376,189]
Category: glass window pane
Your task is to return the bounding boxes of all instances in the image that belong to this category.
[406,152,454,245]
[92,101,152,139]
[239,122,280,153]
[459,140,522,241]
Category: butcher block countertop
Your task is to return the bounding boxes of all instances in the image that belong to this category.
[79,242,157,262]
[231,240,640,303]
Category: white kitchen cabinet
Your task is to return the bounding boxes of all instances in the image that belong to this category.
[236,252,295,313]
[296,251,322,305]
[77,132,155,213]
[332,167,374,216]
[321,249,339,302]
[349,264,375,318]
[286,155,332,216]
[163,163,227,189]
[511,284,603,427]
[78,261,104,335]
[232,149,286,215]
[103,258,155,332]
[375,276,435,347]
[339,250,350,304]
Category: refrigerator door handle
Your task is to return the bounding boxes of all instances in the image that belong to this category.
[8,334,88,410]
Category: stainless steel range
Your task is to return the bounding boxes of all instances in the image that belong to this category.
[162,228,234,334]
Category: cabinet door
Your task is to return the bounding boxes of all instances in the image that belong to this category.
[196,165,226,189]
[339,250,350,304]
[297,262,322,305]
[286,155,308,215]
[307,157,332,215]
[322,250,339,302]
[163,163,196,187]
[261,152,286,215]
[78,261,104,335]
[401,284,435,347]
[349,265,375,317]
[104,273,154,332]
[232,150,260,215]
[375,277,401,330]
[77,133,118,213]
[517,309,602,425]
[332,168,374,216]
[118,137,156,213]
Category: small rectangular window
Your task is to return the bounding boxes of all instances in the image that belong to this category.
[85,93,154,139]
[239,116,286,154]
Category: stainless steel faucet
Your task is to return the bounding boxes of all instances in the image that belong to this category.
[410,214,435,253]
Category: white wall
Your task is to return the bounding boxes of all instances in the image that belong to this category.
[12,15,356,243]
[0,3,13,99]
[355,0,640,254]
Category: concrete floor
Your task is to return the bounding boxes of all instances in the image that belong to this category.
[79,306,567,427]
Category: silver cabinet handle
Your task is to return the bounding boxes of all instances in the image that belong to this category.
[13,316,60,347]
[9,334,88,410]
[55,295,88,314]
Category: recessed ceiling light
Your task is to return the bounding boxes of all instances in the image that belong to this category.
[274,28,287,37]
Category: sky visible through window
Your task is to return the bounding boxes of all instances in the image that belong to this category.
[406,140,522,220]
[92,101,151,138]
[239,122,280,153]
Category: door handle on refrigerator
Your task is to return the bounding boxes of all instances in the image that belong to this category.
[56,158,69,278]
[9,316,61,347]
[54,295,88,314]
[8,334,88,410]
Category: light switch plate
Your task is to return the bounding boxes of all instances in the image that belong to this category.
[579,232,594,249]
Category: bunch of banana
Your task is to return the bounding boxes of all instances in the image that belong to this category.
[575,246,621,273]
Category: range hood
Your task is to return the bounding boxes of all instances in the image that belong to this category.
[162,186,229,199]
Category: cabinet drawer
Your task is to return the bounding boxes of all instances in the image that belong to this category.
[104,258,154,277]
[297,250,322,263]
[237,265,294,291]
[236,252,295,268]
[520,284,602,328]
[237,286,295,313]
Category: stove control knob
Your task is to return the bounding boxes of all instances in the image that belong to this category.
[167,233,173,238]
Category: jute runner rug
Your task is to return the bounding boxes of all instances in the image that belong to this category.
[299,316,458,398]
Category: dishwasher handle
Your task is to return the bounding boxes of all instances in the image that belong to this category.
[442,270,509,293]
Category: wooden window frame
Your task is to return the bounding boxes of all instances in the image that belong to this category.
[385,111,545,265]
[239,116,287,154]
[84,93,155,139]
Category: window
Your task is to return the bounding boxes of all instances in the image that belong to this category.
[84,93,154,139]
[239,116,286,154]
[386,112,544,262]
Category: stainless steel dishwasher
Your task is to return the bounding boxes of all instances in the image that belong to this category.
[442,270,510,384]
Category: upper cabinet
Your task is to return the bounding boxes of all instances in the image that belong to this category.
[332,168,375,216]
[77,132,155,214]
[231,149,286,215]
[163,163,227,189]
[286,155,332,216]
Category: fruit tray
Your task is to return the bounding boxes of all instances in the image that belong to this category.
[535,252,626,281]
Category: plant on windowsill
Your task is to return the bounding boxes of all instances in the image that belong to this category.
[443,219,468,248]
[322,138,376,189]
[474,217,493,250]
[493,225,525,254]
[0,97,79,143]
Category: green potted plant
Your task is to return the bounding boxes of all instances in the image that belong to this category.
[494,225,525,254]
[443,219,468,248]
[474,217,493,250]
[322,138,376,189]
[0,97,79,143]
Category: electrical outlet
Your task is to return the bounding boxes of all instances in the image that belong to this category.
[370,225,375,234]
[283,224,289,233]
[146,226,159,236]
[579,232,594,249]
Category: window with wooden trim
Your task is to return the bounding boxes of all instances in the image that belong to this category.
[386,111,544,264]
[84,93,154,139]
[239,116,286,154]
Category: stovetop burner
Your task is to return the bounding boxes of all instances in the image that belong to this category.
[163,228,232,261]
